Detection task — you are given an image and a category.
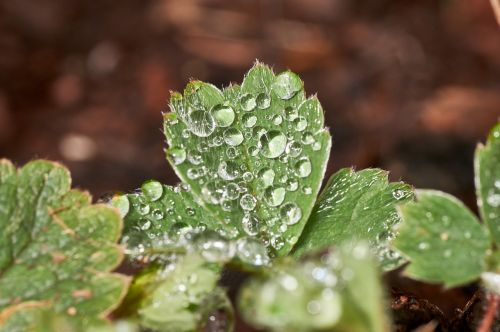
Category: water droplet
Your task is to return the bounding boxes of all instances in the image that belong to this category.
[224,183,240,200]
[286,141,302,157]
[271,235,285,250]
[242,114,257,128]
[111,195,130,217]
[218,161,240,181]
[258,168,275,187]
[240,93,256,111]
[242,214,260,235]
[187,109,215,137]
[272,115,283,125]
[243,172,254,182]
[138,203,151,215]
[418,242,429,250]
[280,203,302,225]
[201,181,223,204]
[487,192,500,207]
[240,194,257,211]
[226,146,239,159]
[301,131,315,145]
[286,178,299,191]
[259,130,287,158]
[293,116,307,131]
[295,157,312,178]
[138,218,151,230]
[285,106,298,121]
[312,141,322,151]
[248,145,259,156]
[255,93,271,110]
[236,237,270,266]
[152,209,164,220]
[273,71,302,100]
[264,185,286,207]
[166,146,187,165]
[392,189,406,200]
[141,180,164,202]
[194,231,235,263]
[211,104,235,127]
[187,151,202,165]
[185,207,196,216]
[223,128,244,146]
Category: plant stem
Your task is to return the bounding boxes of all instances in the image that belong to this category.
[477,292,499,332]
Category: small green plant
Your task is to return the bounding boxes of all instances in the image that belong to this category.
[0,63,498,331]
[393,123,500,288]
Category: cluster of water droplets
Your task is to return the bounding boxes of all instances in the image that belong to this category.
[164,72,326,254]
[240,243,372,330]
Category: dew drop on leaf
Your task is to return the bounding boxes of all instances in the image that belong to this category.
[218,161,240,181]
[264,185,286,207]
[166,146,187,165]
[273,71,302,100]
[280,203,302,225]
[188,109,216,137]
[240,194,257,211]
[295,157,312,178]
[240,93,256,112]
[223,128,244,146]
[211,104,235,127]
[141,180,164,201]
[236,237,270,266]
[259,130,287,159]
[256,93,271,109]
[242,214,260,236]
[111,194,130,217]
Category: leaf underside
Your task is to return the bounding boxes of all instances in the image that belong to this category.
[292,168,413,270]
[475,122,500,245]
[393,189,491,287]
[163,62,331,255]
[0,159,128,329]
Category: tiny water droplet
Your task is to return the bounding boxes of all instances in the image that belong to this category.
[240,194,257,211]
[187,109,215,137]
[242,214,260,235]
[293,116,307,131]
[152,209,164,220]
[166,147,186,165]
[218,161,240,181]
[301,131,315,145]
[256,93,271,109]
[242,114,257,128]
[264,185,286,207]
[258,168,275,187]
[138,218,151,230]
[295,157,312,178]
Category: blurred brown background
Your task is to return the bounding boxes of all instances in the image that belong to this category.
[1,0,499,203]
[0,0,499,329]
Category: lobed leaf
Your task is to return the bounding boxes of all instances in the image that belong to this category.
[392,190,491,287]
[0,159,129,328]
[163,62,331,256]
[238,242,389,332]
[475,122,500,245]
[292,168,413,270]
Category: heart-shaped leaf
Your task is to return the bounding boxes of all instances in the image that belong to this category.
[392,190,491,287]
[163,62,331,255]
[475,122,500,245]
[292,168,413,270]
[0,159,129,328]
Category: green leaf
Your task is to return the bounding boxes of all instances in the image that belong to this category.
[292,168,413,270]
[0,159,129,328]
[475,122,500,244]
[163,62,331,255]
[122,255,232,332]
[392,190,491,287]
[238,243,389,332]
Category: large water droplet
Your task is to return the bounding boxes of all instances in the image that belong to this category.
[295,157,312,178]
[211,104,235,127]
[264,185,286,207]
[166,147,187,165]
[256,93,271,109]
[187,109,215,137]
[218,161,240,181]
[258,168,275,187]
[242,214,260,236]
[240,194,257,211]
[223,128,244,146]
[243,114,257,128]
[273,72,302,100]
[111,195,130,217]
[280,203,302,225]
[259,130,287,159]
[240,94,256,112]
[293,116,308,131]
[236,237,270,266]
[141,180,164,201]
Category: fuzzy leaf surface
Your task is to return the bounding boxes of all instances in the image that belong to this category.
[163,63,331,255]
[393,190,491,287]
[475,122,500,244]
[0,159,128,328]
[293,168,413,270]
